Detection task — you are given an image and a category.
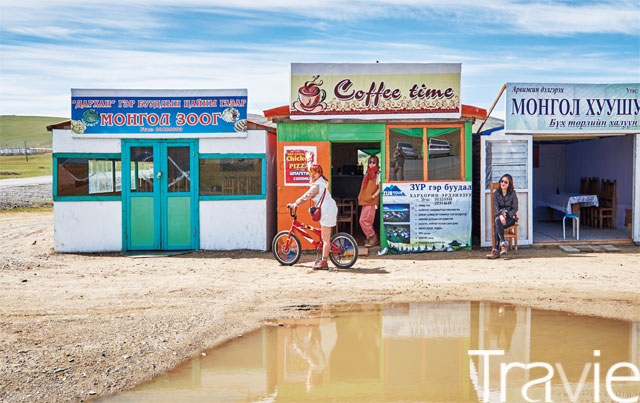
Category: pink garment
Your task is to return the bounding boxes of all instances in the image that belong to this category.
[359,205,377,238]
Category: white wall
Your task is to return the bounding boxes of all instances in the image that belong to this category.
[532,144,565,220]
[199,130,266,154]
[199,200,267,250]
[53,129,121,153]
[565,135,634,229]
[54,201,122,252]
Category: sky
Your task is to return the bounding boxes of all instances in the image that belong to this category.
[1,0,639,120]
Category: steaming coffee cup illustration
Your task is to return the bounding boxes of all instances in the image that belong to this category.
[294,75,327,113]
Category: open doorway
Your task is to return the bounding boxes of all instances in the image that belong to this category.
[331,142,381,244]
[532,135,633,243]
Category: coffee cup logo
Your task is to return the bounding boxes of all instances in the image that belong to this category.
[293,75,327,113]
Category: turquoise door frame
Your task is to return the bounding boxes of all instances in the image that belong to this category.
[122,139,199,251]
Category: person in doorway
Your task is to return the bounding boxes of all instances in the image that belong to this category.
[392,146,405,181]
[487,174,519,259]
[358,155,381,247]
[288,164,338,270]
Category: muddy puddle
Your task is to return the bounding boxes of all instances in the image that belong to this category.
[106,302,640,402]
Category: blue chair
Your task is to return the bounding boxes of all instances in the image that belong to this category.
[563,214,580,240]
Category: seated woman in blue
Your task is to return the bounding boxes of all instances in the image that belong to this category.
[487,174,518,259]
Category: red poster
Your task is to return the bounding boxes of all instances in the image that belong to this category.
[284,146,316,186]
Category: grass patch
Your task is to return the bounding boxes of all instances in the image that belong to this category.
[0,153,52,179]
[0,205,53,214]
[0,115,67,149]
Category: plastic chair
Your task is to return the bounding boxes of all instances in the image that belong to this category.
[563,214,580,240]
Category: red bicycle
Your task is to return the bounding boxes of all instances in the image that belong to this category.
[272,206,358,268]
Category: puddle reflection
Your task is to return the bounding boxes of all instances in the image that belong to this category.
[108,302,640,402]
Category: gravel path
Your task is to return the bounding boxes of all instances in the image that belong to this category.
[0,183,52,209]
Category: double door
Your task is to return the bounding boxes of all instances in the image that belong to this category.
[122,140,198,250]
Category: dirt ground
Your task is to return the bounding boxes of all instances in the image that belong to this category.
[1,209,639,402]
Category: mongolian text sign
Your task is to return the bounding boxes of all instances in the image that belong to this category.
[71,89,248,135]
[283,146,316,186]
[290,63,461,120]
[382,182,471,253]
[506,83,640,134]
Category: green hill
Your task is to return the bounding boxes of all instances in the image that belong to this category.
[0,115,68,149]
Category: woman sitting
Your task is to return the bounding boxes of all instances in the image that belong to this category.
[487,174,518,259]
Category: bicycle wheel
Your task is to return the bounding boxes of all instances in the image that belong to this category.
[329,232,358,269]
[272,231,302,266]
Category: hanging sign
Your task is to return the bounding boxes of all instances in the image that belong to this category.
[290,63,461,120]
[283,146,316,186]
[506,83,640,134]
[382,182,471,253]
[71,89,248,135]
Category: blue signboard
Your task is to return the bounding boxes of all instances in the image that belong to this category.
[71,89,248,134]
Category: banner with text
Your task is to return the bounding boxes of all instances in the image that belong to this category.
[506,83,640,134]
[71,89,248,135]
[290,63,461,120]
[283,146,317,186]
[382,182,471,253]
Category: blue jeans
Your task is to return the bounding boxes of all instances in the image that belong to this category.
[494,215,516,249]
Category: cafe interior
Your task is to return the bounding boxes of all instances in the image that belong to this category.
[532,133,634,243]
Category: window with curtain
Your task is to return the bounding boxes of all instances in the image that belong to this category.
[387,128,424,182]
[57,157,121,197]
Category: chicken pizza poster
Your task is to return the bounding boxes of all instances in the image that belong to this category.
[283,146,316,186]
[382,182,472,253]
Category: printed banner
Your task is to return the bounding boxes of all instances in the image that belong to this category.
[71,89,248,135]
[283,146,316,186]
[382,182,471,253]
[290,63,461,120]
[506,83,640,134]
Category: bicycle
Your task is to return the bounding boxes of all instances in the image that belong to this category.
[272,206,358,269]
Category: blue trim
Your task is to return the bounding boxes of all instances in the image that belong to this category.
[200,153,266,159]
[54,196,120,202]
[478,126,504,135]
[200,195,267,201]
[53,153,121,159]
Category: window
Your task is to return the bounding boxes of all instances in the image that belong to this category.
[199,156,263,197]
[485,140,528,189]
[427,128,461,181]
[388,127,424,182]
[56,157,121,197]
[387,125,465,182]
[129,147,154,193]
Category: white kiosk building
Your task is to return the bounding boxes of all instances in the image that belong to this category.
[50,89,276,252]
[481,83,640,247]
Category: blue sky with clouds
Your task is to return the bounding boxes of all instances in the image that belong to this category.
[1,0,639,119]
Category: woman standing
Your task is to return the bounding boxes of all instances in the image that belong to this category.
[487,174,518,259]
[358,155,381,247]
[287,164,338,270]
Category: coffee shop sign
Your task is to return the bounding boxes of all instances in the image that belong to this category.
[290,63,461,120]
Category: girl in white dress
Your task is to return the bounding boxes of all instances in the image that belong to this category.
[287,164,337,270]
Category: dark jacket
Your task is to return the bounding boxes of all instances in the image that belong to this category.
[493,189,518,218]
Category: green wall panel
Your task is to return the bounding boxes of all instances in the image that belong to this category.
[328,123,386,141]
[277,122,329,141]
[130,196,155,248]
[277,122,386,142]
[167,196,191,247]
